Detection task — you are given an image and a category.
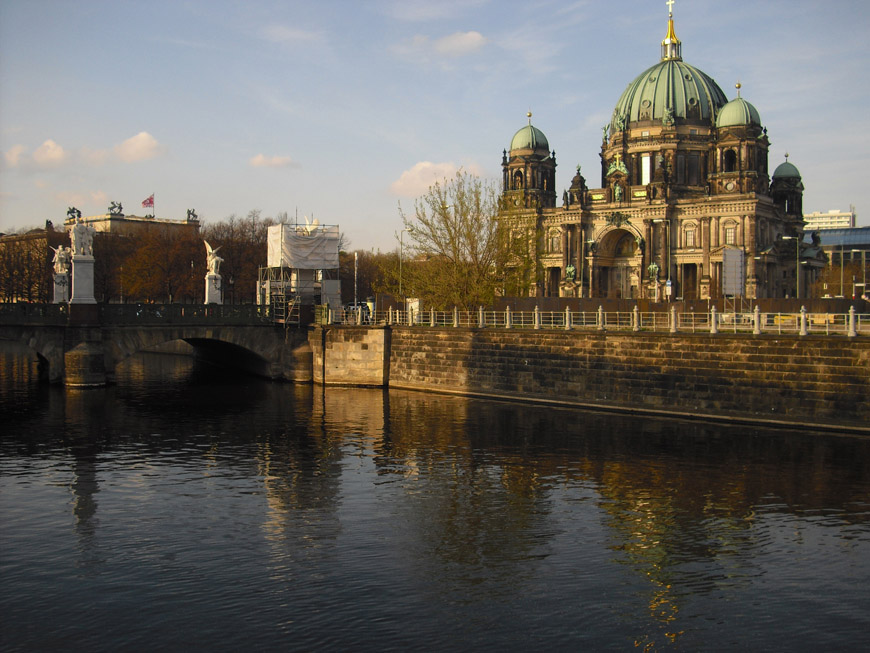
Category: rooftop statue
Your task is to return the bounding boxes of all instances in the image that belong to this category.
[108,201,123,216]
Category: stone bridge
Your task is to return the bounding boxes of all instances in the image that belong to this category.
[0,304,312,385]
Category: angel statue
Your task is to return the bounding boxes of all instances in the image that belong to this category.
[51,246,72,275]
[204,241,223,275]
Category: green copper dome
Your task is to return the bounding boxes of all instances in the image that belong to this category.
[610,59,728,132]
[773,160,801,179]
[510,123,550,154]
[716,96,761,128]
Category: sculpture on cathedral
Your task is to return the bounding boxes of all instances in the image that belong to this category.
[67,206,81,222]
[563,190,570,208]
[647,262,659,281]
[565,264,576,281]
[187,208,198,222]
[51,246,72,274]
[662,106,675,126]
[204,241,223,275]
[70,215,95,256]
[108,201,123,216]
[614,184,623,202]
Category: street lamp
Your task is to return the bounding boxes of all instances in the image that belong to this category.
[653,219,671,300]
[781,236,801,298]
[579,237,595,298]
[399,228,408,307]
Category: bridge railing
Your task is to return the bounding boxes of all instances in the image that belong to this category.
[336,306,869,337]
[99,303,271,325]
[0,302,69,325]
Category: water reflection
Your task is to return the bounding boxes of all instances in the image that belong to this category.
[1,342,869,650]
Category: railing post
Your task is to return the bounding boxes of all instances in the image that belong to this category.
[848,306,857,337]
[453,306,459,328]
[711,306,719,334]
[800,306,808,336]
[565,306,572,331]
[632,305,640,332]
[753,305,761,335]
[429,308,435,327]
[534,305,541,330]
[670,306,677,333]
[597,306,604,331]
[506,306,512,329]
[478,306,484,329]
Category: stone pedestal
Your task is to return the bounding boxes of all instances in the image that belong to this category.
[53,272,70,303]
[70,255,97,305]
[205,273,223,305]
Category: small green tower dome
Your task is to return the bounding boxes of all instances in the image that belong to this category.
[716,96,761,128]
[773,157,801,179]
[510,114,550,154]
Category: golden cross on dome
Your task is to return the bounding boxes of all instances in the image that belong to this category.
[666,0,675,17]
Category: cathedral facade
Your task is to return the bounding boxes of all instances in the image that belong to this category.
[499,9,824,301]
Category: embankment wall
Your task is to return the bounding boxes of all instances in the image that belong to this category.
[311,326,870,432]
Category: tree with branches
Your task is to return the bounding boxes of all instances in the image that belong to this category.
[398,170,529,310]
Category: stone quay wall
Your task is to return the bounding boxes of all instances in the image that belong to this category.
[312,326,870,433]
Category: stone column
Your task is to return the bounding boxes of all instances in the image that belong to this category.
[205,274,223,305]
[53,272,70,303]
[70,255,96,304]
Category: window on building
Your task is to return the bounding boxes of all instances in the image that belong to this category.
[641,153,651,186]
[725,226,736,245]
[686,229,696,248]
[724,149,737,173]
[688,153,700,186]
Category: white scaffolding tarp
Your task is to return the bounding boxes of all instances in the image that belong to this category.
[267,224,340,269]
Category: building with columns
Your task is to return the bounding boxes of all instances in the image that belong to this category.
[499,6,826,301]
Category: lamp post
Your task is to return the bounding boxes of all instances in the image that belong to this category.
[579,237,594,298]
[782,236,800,298]
[399,228,408,307]
[852,249,865,299]
[653,218,671,300]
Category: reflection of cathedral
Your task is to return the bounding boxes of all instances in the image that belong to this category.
[500,6,825,301]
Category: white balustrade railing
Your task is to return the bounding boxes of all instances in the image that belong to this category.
[337,306,868,337]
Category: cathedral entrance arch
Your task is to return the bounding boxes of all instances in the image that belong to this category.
[592,228,643,298]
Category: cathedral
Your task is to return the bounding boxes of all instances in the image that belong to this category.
[499,6,825,301]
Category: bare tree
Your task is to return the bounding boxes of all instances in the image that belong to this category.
[399,170,524,310]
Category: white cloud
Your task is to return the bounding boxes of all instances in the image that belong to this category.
[114,132,164,162]
[434,31,487,56]
[250,153,296,168]
[32,140,67,167]
[390,161,463,196]
[396,31,487,61]
[4,144,25,168]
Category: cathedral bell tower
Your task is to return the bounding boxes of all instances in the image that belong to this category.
[502,112,557,210]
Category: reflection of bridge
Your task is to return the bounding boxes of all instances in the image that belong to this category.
[0,303,312,386]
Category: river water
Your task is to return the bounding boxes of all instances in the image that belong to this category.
[1,342,869,651]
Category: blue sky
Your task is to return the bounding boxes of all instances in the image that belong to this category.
[2,0,868,252]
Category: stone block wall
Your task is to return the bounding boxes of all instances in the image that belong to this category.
[387,328,870,431]
[310,326,389,386]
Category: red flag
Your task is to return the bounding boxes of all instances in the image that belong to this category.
[142,194,154,208]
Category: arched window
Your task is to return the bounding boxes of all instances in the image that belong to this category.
[723,149,738,173]
[513,170,524,189]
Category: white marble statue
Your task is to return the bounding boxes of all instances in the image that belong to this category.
[70,216,95,256]
[204,241,223,275]
[51,245,72,274]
